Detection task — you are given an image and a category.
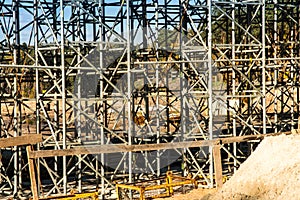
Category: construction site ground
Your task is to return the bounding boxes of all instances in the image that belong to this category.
[159,133,300,200]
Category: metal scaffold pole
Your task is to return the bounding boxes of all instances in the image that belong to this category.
[207,0,214,189]
[262,0,266,135]
[126,0,133,188]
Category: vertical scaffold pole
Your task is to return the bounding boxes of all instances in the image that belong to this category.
[34,0,41,196]
[274,0,278,132]
[231,0,237,172]
[99,0,105,198]
[75,2,82,193]
[207,0,214,188]
[126,0,133,187]
[13,0,20,196]
[60,0,67,194]
[262,0,266,135]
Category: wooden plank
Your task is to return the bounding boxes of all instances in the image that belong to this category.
[28,131,292,159]
[213,145,223,188]
[28,139,216,158]
[220,131,291,144]
[26,146,39,200]
[0,135,43,148]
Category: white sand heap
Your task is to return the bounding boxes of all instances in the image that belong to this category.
[210,134,300,200]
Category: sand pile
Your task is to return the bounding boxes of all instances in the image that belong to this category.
[209,134,300,200]
[159,134,300,200]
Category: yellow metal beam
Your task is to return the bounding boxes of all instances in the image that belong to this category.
[38,192,98,200]
[116,171,197,199]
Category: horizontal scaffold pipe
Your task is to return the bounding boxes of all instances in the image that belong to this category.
[28,131,294,159]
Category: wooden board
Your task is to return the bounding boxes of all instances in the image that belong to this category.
[0,135,43,148]
[28,131,292,159]
[213,145,223,188]
[26,146,39,200]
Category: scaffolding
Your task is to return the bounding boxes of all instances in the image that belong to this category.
[0,0,299,199]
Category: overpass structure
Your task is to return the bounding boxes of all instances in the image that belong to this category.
[0,0,299,199]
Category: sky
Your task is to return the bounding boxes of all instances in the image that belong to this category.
[0,0,185,45]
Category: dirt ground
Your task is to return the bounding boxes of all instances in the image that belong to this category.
[156,188,217,200]
[159,133,300,200]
